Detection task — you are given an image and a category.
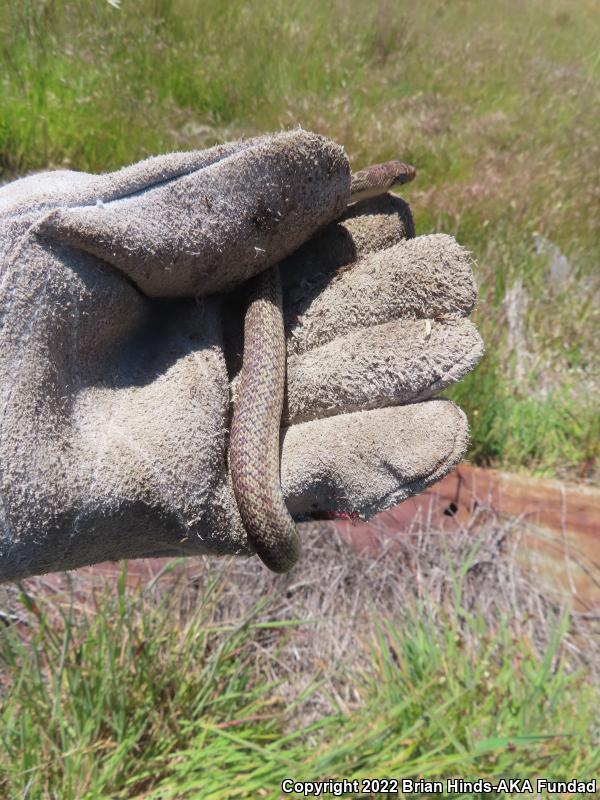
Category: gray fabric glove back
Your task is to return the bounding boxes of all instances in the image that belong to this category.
[0,129,483,582]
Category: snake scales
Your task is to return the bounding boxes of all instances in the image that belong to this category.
[230,160,416,572]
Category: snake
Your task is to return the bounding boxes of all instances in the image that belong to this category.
[230,160,416,573]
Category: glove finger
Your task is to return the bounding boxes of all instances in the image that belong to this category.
[225,193,416,376]
[37,130,350,298]
[280,193,415,298]
[281,400,469,519]
[286,316,483,424]
[285,233,478,357]
[1,143,248,216]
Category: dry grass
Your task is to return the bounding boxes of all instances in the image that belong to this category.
[5,515,599,713]
[0,518,598,796]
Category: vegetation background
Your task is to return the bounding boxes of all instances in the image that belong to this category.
[0,0,598,797]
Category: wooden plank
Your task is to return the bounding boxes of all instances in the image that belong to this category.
[336,464,600,610]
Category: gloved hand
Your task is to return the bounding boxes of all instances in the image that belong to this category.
[0,129,482,582]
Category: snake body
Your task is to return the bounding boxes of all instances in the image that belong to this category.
[230,160,416,573]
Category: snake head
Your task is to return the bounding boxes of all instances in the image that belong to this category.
[386,160,417,188]
[350,160,417,202]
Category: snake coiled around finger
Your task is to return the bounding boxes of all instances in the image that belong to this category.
[230,159,416,573]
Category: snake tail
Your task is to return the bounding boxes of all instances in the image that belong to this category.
[230,266,302,573]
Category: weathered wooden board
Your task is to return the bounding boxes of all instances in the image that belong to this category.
[336,465,600,610]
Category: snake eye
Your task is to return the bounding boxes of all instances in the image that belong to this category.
[397,164,416,185]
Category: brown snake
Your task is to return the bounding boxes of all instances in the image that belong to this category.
[230,160,416,572]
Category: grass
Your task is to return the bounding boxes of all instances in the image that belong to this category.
[0,0,598,479]
[0,554,598,799]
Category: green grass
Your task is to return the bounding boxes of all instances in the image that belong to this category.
[1,0,599,478]
[0,569,598,798]
[450,352,600,476]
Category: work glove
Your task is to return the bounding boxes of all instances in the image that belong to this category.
[0,129,483,582]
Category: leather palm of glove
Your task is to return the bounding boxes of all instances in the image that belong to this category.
[0,129,483,582]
